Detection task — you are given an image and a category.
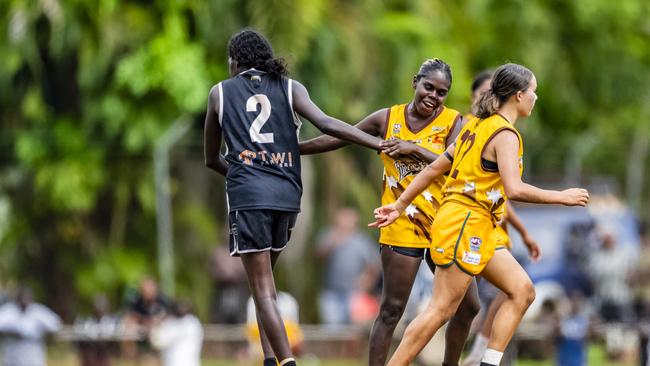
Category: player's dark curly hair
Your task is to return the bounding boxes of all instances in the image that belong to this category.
[471,69,494,93]
[227,29,288,79]
[474,63,533,118]
[415,58,452,86]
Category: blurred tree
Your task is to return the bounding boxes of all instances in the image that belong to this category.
[0,0,648,321]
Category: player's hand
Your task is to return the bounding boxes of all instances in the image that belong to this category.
[380,138,417,158]
[561,188,589,206]
[524,236,542,262]
[369,203,402,228]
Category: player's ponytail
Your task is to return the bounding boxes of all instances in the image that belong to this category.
[262,57,288,79]
[228,29,288,79]
[475,63,534,119]
[474,89,500,118]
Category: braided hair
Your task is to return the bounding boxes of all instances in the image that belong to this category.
[415,58,452,86]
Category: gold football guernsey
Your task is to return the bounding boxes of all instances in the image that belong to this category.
[442,114,523,223]
[379,103,460,248]
[427,114,523,275]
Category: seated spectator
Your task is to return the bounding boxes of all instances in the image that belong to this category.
[0,287,61,366]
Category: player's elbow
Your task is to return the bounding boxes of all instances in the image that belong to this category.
[205,157,222,173]
[504,185,524,201]
[205,158,216,169]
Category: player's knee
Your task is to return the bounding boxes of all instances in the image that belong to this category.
[523,280,536,306]
[379,298,407,327]
[512,279,535,309]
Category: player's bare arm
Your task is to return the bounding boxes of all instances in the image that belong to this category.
[291,80,383,151]
[299,109,387,154]
[492,130,588,206]
[204,85,229,176]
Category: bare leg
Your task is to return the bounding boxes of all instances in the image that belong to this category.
[443,279,481,366]
[387,265,473,366]
[461,291,506,366]
[241,251,293,361]
[368,248,421,366]
[257,251,283,360]
[480,250,536,352]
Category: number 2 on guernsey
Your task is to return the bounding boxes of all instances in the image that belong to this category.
[247,94,273,143]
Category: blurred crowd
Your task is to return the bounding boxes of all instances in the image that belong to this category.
[2,208,650,365]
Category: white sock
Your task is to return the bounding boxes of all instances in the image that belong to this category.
[469,334,489,358]
[481,349,503,365]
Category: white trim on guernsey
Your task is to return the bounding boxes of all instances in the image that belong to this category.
[217,82,224,126]
[288,79,302,129]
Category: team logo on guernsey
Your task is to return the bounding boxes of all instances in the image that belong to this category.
[469,236,482,252]
[394,160,428,181]
[393,123,401,134]
[239,150,257,165]
[431,126,445,132]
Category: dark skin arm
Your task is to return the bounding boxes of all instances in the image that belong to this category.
[292,80,383,151]
[299,109,387,154]
[203,85,229,176]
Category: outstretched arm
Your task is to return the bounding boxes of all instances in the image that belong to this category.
[204,85,229,176]
[494,131,588,206]
[300,109,387,155]
[292,80,383,151]
[369,144,455,228]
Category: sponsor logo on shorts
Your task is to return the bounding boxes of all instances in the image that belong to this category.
[469,236,482,252]
[462,251,481,265]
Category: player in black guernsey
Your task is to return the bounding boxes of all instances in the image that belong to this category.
[204,30,382,366]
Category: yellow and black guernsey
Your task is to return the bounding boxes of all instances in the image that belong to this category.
[465,113,512,249]
[443,114,523,222]
[379,103,460,248]
[429,114,523,275]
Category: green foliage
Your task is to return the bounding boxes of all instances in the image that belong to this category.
[0,0,649,320]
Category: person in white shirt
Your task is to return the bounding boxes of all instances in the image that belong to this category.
[0,287,62,366]
[150,301,203,366]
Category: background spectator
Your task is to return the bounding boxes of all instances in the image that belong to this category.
[75,294,117,366]
[555,292,592,366]
[210,244,249,324]
[122,277,170,361]
[0,287,61,366]
[150,301,203,366]
[587,230,636,322]
[245,292,304,359]
[316,207,380,325]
